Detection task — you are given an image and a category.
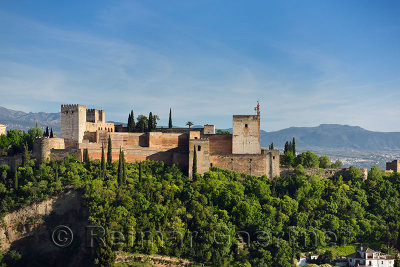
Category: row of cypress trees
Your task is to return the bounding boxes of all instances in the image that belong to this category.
[284,137,296,155]
[86,135,126,186]
[43,126,54,138]
[127,108,173,132]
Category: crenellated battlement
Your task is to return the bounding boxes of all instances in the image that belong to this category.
[61,104,86,111]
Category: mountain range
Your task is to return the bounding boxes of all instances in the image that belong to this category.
[1,106,400,152]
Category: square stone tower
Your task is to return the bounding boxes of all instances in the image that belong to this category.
[86,109,105,123]
[232,115,260,154]
[61,104,87,147]
[203,124,215,135]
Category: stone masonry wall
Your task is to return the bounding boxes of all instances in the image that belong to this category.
[61,104,86,147]
[232,115,260,154]
[386,160,400,172]
[188,139,210,179]
[32,137,65,163]
[209,154,269,177]
[208,134,233,154]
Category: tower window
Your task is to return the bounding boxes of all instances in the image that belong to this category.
[245,124,248,128]
[273,156,275,159]
[210,163,213,167]
[198,145,201,151]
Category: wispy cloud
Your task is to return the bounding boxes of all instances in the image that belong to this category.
[0,2,399,131]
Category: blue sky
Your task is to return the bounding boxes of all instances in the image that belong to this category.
[0,1,399,131]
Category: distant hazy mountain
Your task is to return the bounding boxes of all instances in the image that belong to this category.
[260,124,400,151]
[1,106,400,152]
[0,106,61,133]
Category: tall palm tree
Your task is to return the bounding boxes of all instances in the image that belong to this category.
[186,121,194,128]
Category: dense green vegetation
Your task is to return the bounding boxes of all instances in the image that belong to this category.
[0,124,43,156]
[1,151,400,266]
[281,149,343,169]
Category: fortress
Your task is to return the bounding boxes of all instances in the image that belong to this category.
[33,104,280,178]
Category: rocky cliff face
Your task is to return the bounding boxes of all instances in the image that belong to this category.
[0,189,93,266]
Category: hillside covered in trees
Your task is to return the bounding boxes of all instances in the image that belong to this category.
[1,149,400,266]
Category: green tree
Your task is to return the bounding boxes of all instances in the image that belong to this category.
[118,148,124,186]
[22,142,30,167]
[127,110,135,132]
[294,164,306,175]
[97,230,116,267]
[44,126,49,137]
[1,170,7,185]
[107,136,112,167]
[331,160,343,168]
[148,112,153,131]
[319,156,331,169]
[282,151,295,167]
[284,141,289,154]
[186,121,194,128]
[84,149,90,163]
[139,162,143,182]
[295,151,319,168]
[216,129,230,134]
[292,137,296,155]
[368,165,382,180]
[122,151,126,184]
[269,142,274,150]
[192,145,197,178]
[152,114,160,129]
[50,128,54,138]
[168,108,172,128]
[27,122,43,149]
[101,144,106,174]
[136,115,148,132]
[14,167,18,190]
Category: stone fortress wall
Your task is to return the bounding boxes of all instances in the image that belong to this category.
[0,124,6,136]
[386,160,400,173]
[35,104,282,178]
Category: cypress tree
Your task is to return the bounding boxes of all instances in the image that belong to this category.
[288,141,293,154]
[101,144,106,175]
[122,151,126,185]
[98,230,116,266]
[118,148,123,186]
[107,136,112,167]
[148,112,153,132]
[84,149,90,163]
[168,108,172,129]
[127,110,135,132]
[55,164,60,184]
[22,142,30,167]
[192,145,197,178]
[14,167,18,190]
[127,113,131,131]
[45,126,49,137]
[1,170,7,185]
[50,128,54,138]
[284,141,289,154]
[131,110,135,131]
[292,137,296,155]
[139,162,142,182]
[153,114,158,129]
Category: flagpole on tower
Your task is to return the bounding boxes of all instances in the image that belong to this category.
[256,101,260,116]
